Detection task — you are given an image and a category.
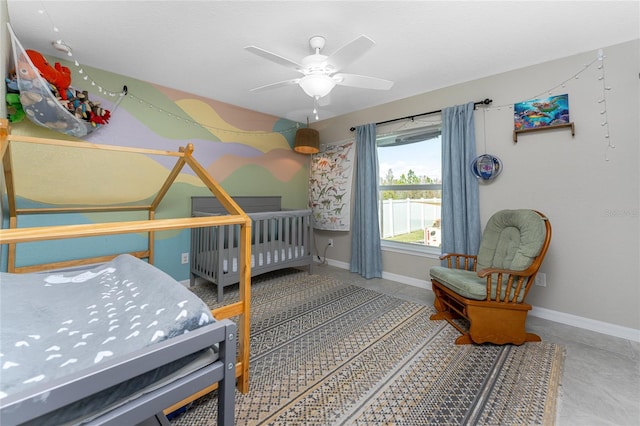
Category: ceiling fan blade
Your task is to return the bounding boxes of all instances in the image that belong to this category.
[333,73,394,90]
[250,78,300,93]
[327,35,375,72]
[244,45,303,71]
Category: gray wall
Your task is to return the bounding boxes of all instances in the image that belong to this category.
[313,40,639,332]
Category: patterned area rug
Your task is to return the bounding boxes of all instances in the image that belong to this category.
[171,269,564,425]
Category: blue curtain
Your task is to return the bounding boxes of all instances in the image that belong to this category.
[441,102,482,256]
[350,123,383,278]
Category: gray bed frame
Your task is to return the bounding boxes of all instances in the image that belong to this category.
[0,319,236,426]
[190,196,313,301]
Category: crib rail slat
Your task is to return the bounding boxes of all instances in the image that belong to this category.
[190,196,313,302]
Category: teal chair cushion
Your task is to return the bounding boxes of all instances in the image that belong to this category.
[430,209,547,302]
[476,209,546,272]
[430,266,525,302]
[430,267,486,300]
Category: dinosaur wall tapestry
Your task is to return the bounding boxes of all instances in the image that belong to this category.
[309,140,355,231]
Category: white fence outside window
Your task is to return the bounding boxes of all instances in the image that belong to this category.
[380,198,441,243]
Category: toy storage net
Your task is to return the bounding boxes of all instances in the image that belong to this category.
[7,24,123,138]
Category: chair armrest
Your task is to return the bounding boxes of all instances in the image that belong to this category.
[477,267,539,303]
[476,267,534,278]
[440,253,477,271]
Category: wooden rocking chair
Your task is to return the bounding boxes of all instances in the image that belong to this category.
[429,209,552,345]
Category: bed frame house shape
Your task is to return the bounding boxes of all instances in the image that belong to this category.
[0,118,251,415]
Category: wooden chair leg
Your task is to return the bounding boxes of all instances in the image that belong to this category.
[524,332,542,343]
[430,309,454,321]
[432,294,449,316]
[454,333,473,345]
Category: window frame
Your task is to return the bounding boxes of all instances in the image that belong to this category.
[376,123,443,256]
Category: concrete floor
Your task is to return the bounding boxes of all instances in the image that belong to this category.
[313,264,640,426]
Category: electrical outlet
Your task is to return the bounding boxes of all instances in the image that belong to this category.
[535,272,546,287]
[328,238,334,247]
[181,252,189,264]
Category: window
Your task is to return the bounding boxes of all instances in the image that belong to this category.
[377,122,442,252]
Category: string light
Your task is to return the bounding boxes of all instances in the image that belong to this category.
[484,48,615,161]
[37,7,58,34]
[487,56,599,112]
[31,5,617,147]
[597,49,615,161]
[43,33,126,99]
[31,3,301,138]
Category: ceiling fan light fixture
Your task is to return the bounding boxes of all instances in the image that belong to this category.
[299,74,336,98]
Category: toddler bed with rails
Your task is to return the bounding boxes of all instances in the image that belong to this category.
[190,196,313,302]
[0,119,251,425]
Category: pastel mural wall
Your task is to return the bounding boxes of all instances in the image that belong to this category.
[3,58,310,280]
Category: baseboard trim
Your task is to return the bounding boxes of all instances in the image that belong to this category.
[530,306,640,343]
[381,270,431,290]
[323,258,640,343]
[324,258,348,270]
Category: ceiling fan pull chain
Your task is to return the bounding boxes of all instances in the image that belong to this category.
[313,96,320,120]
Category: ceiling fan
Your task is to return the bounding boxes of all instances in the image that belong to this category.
[245,35,394,101]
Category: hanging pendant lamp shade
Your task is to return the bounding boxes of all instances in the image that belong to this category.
[294,119,320,154]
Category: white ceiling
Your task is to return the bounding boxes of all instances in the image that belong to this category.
[6,1,639,124]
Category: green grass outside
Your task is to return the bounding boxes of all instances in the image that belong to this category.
[385,229,425,243]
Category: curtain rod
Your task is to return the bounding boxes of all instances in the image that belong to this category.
[349,98,493,132]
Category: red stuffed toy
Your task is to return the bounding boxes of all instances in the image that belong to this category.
[17,49,112,130]
[26,49,72,98]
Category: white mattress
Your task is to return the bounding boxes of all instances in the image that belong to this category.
[195,244,305,274]
[223,245,305,273]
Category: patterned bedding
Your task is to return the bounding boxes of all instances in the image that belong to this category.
[0,254,216,404]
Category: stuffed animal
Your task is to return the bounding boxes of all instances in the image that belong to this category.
[20,91,68,130]
[5,74,19,93]
[15,53,39,82]
[25,49,71,96]
[57,88,111,127]
[89,106,111,126]
[6,93,25,122]
[12,49,111,132]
